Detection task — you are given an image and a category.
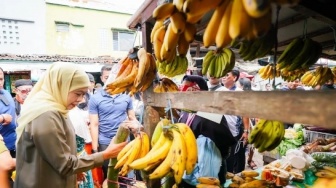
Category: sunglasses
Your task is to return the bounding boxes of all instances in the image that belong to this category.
[17,88,31,94]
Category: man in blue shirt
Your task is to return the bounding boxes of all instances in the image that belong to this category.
[0,67,17,158]
[89,66,136,180]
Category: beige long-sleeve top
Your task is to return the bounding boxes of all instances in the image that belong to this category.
[15,111,104,188]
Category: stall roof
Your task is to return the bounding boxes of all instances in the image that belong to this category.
[127,0,336,60]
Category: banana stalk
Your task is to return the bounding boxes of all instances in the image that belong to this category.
[107,124,130,188]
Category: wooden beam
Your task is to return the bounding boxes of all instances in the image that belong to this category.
[278,27,333,47]
[142,22,153,53]
[278,14,309,29]
[143,90,336,129]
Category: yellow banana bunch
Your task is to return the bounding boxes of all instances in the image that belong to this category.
[153,77,179,93]
[312,178,336,188]
[129,132,172,170]
[248,119,285,153]
[105,49,157,95]
[258,64,280,80]
[114,131,150,176]
[202,48,235,78]
[130,123,198,185]
[197,177,220,186]
[301,66,334,87]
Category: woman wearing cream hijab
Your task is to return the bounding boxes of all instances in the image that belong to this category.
[15,62,127,188]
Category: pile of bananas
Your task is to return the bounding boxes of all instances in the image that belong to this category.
[114,131,150,176]
[277,37,322,72]
[315,166,336,179]
[248,119,285,153]
[237,26,276,61]
[258,64,281,80]
[312,177,336,188]
[157,55,189,77]
[301,66,334,87]
[105,48,157,95]
[227,170,267,188]
[202,48,235,78]
[280,68,307,82]
[196,177,221,188]
[129,120,197,185]
[153,77,179,93]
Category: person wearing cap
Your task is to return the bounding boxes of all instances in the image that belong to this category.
[13,79,33,116]
[217,69,251,174]
[87,73,95,95]
[178,75,237,186]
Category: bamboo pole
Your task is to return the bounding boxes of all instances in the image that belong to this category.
[107,123,130,188]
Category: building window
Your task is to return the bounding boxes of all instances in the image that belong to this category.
[56,23,69,32]
[112,30,135,51]
[0,18,21,46]
[99,28,110,50]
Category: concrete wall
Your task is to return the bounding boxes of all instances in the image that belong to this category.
[46,2,141,58]
[0,0,46,54]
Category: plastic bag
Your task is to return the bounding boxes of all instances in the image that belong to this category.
[182,135,222,186]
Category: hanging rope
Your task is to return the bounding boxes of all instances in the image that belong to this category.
[164,98,175,124]
[272,6,281,89]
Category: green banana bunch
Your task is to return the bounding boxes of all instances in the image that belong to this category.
[158,55,188,77]
[237,25,276,61]
[202,48,236,78]
[249,119,285,153]
[277,37,322,71]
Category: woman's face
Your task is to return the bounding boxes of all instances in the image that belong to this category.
[67,87,88,110]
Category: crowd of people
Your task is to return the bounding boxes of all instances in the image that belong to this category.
[0,60,335,188]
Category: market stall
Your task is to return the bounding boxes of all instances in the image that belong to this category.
[103,0,336,187]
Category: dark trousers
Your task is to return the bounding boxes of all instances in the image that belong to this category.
[226,135,247,173]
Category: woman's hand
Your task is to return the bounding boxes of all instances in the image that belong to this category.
[102,141,128,160]
[122,120,144,134]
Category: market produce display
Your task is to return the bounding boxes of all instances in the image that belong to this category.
[114,131,150,176]
[248,119,285,153]
[128,121,197,185]
[153,77,179,93]
[258,64,281,80]
[227,170,267,187]
[105,48,157,95]
[201,48,235,78]
[277,124,305,156]
[301,66,335,87]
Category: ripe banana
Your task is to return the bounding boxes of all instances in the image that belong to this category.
[170,11,186,34]
[129,134,172,170]
[215,0,233,49]
[197,177,220,186]
[174,123,197,174]
[196,184,220,188]
[153,26,166,61]
[151,118,170,147]
[203,0,229,47]
[241,170,260,178]
[240,180,267,187]
[242,0,271,18]
[183,23,197,43]
[170,129,187,184]
[153,3,176,21]
[151,20,164,43]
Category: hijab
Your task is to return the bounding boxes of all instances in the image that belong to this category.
[16,62,90,143]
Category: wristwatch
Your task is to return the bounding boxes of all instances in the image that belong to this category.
[92,149,98,153]
[243,129,249,133]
